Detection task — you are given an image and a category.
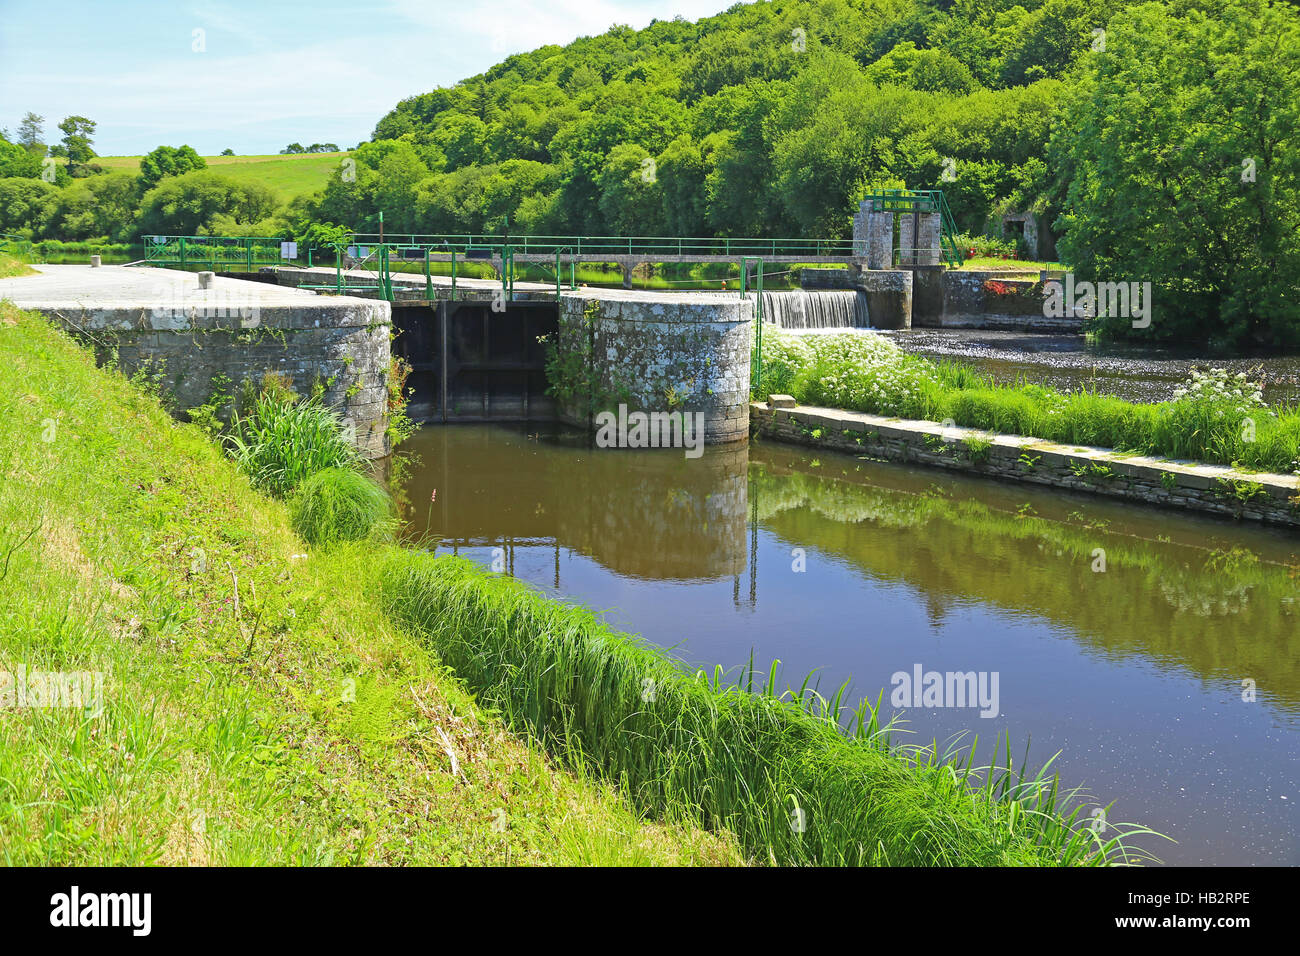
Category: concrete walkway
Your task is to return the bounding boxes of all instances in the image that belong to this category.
[0,264,377,312]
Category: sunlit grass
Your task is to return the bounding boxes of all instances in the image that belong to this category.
[58,152,351,203]
[226,392,358,497]
[290,467,393,546]
[380,553,1161,866]
[758,328,1300,473]
[0,300,742,866]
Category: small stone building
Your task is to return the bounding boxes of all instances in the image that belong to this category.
[1000,211,1056,261]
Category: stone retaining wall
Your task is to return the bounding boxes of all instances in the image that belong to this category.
[752,402,1300,529]
[939,271,1079,331]
[557,289,752,444]
[4,266,393,459]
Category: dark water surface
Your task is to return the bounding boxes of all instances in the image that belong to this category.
[883,329,1300,407]
[400,424,1299,865]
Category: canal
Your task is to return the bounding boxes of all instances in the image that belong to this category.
[398,423,1299,866]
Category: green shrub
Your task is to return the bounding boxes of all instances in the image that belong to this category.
[290,467,391,546]
[226,391,358,496]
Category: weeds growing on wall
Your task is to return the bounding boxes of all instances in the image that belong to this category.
[385,353,417,446]
[542,299,634,420]
[757,328,1300,473]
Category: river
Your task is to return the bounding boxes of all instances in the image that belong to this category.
[397,423,1299,866]
[884,328,1300,407]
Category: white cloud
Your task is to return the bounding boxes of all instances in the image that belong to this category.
[1,0,733,153]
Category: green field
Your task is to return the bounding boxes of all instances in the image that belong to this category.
[73,152,352,202]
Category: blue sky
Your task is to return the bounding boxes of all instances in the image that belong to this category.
[0,0,731,155]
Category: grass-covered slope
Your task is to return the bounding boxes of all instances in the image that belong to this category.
[0,297,739,866]
[380,556,1155,866]
[71,152,351,203]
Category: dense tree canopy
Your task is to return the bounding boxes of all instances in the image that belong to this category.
[358,0,1107,240]
[139,144,207,189]
[137,171,277,235]
[2,0,1296,343]
[1052,0,1300,346]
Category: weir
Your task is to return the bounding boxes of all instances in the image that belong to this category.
[754,289,869,330]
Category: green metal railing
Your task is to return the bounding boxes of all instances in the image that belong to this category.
[349,234,856,259]
[134,223,966,304]
[143,235,284,270]
[296,243,387,297]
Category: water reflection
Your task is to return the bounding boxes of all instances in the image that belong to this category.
[749,458,1300,715]
[402,425,748,580]
[399,423,1300,865]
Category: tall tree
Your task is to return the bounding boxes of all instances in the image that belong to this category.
[57,115,97,172]
[1053,0,1300,346]
[17,112,45,155]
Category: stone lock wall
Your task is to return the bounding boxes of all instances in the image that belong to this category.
[55,294,392,458]
[939,271,1076,331]
[556,289,753,444]
[752,403,1300,529]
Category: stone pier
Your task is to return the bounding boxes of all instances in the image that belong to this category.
[0,265,392,458]
[556,289,753,444]
[899,212,942,266]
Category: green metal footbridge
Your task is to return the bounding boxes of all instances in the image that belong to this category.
[139,187,965,300]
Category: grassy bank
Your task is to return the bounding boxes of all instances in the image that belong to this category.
[757,327,1300,475]
[380,555,1155,865]
[0,292,741,865]
[0,257,33,279]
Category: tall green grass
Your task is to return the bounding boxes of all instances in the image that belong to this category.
[225,392,358,496]
[381,553,1159,866]
[758,329,1300,473]
[0,299,741,866]
[291,467,392,546]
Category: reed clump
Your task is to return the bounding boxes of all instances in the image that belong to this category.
[225,388,359,496]
[291,467,392,546]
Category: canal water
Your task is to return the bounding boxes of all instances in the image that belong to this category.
[398,423,1299,866]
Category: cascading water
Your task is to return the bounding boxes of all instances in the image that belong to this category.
[751,290,870,330]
